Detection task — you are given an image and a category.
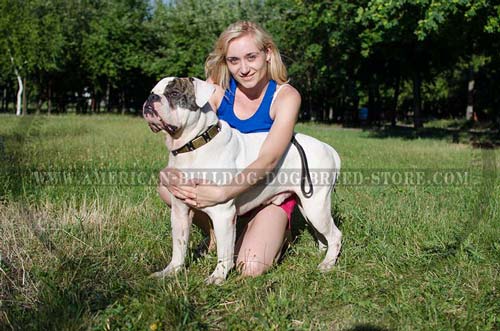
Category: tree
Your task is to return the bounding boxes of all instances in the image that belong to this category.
[0,0,37,115]
[0,0,75,115]
[144,0,265,80]
[356,0,500,127]
[81,0,151,113]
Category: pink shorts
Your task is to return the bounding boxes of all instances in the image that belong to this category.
[241,195,297,229]
[280,195,297,222]
[279,195,297,229]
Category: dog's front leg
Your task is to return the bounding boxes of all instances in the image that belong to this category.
[204,204,237,285]
[151,199,192,278]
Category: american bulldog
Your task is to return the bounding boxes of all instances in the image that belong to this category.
[143,77,342,284]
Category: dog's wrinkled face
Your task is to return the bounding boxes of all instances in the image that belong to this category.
[143,77,214,135]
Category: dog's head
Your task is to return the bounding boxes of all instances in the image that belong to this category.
[143,77,215,136]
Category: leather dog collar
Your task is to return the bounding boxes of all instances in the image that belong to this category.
[172,124,221,156]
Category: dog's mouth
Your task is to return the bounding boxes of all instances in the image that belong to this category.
[164,123,179,135]
[146,119,179,135]
[143,101,179,135]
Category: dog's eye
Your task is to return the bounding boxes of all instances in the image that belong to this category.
[168,91,180,98]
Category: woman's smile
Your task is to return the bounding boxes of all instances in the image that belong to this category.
[226,35,269,90]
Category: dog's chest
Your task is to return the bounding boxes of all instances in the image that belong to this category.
[168,128,267,184]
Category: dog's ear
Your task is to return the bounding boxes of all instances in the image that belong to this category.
[190,77,215,108]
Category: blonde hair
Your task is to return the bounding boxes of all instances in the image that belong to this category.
[205,21,288,90]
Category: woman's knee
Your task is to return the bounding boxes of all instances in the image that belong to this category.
[237,260,269,277]
[235,206,288,277]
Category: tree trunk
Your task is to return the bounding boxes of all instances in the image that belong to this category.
[36,73,42,115]
[466,67,475,121]
[22,77,27,115]
[120,90,126,115]
[368,80,375,124]
[14,71,23,116]
[106,82,111,112]
[10,56,23,116]
[343,78,359,127]
[391,76,401,127]
[2,87,7,112]
[36,99,42,115]
[307,73,313,121]
[48,80,52,115]
[412,72,422,129]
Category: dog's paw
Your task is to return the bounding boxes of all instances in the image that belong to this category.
[149,271,166,279]
[149,264,182,279]
[317,259,337,273]
[205,274,225,285]
[318,240,341,272]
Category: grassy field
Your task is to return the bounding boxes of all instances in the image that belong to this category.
[0,114,498,330]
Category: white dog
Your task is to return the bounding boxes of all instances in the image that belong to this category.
[143,77,341,284]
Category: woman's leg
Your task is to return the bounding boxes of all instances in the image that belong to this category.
[235,204,289,276]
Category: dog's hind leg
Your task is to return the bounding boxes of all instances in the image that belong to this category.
[299,193,341,272]
[297,204,328,252]
[204,205,237,285]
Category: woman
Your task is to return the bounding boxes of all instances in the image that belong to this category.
[158,21,301,276]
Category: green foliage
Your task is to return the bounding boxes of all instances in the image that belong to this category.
[0,0,499,123]
[144,0,266,79]
[0,0,40,75]
[0,0,72,76]
[82,0,150,84]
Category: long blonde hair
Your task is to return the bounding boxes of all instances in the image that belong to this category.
[205,21,288,90]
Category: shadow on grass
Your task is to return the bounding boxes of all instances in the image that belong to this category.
[0,210,138,330]
[365,125,499,148]
[1,117,43,202]
[344,325,391,331]
[0,116,93,203]
[6,243,137,330]
[4,214,212,330]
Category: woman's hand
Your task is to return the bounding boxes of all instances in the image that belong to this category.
[183,179,229,208]
[159,167,195,201]
[159,167,228,208]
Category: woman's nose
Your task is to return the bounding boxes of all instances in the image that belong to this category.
[240,60,250,74]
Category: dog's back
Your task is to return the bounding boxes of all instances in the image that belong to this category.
[232,128,340,215]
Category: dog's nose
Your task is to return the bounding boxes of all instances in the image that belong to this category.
[143,94,160,117]
[147,93,161,103]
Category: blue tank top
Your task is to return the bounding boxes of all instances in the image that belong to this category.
[218,77,276,133]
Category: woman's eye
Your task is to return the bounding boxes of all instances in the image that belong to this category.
[247,55,256,61]
[228,59,239,65]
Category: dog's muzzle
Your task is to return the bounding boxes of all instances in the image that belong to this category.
[143,93,160,117]
[143,93,179,135]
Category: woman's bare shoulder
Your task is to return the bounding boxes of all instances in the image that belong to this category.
[207,79,225,112]
[268,83,300,121]
[276,83,301,103]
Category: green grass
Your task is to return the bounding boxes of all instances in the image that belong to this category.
[1,114,499,330]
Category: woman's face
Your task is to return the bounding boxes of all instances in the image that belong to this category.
[225,34,271,90]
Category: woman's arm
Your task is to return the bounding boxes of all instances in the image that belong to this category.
[185,85,301,208]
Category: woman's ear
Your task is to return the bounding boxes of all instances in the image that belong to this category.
[265,48,271,63]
